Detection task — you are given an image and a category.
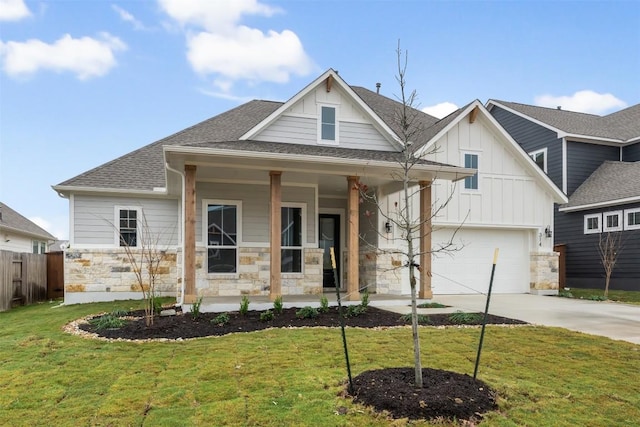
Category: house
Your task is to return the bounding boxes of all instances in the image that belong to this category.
[53,70,566,305]
[486,101,640,291]
[0,202,55,254]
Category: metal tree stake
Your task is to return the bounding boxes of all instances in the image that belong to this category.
[473,248,499,380]
[330,247,354,395]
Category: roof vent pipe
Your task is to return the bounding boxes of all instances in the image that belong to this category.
[376,82,381,94]
[557,106,562,110]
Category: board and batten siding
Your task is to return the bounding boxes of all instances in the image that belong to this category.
[622,142,640,161]
[566,141,619,196]
[196,182,316,245]
[72,196,179,246]
[424,115,554,230]
[555,203,640,291]
[489,105,563,189]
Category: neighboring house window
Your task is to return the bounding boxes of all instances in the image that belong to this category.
[603,211,622,232]
[584,213,601,234]
[282,206,304,273]
[206,202,239,274]
[528,148,547,173]
[118,208,138,247]
[625,208,640,230]
[32,240,46,254]
[319,105,338,144]
[463,153,479,190]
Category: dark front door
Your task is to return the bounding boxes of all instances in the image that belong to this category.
[319,214,340,288]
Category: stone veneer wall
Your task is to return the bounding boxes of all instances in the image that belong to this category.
[191,247,323,297]
[64,248,178,296]
[358,249,404,295]
[530,251,559,295]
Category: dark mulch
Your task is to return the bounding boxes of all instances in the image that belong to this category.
[78,306,525,423]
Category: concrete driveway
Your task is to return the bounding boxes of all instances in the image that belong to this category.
[431,294,640,345]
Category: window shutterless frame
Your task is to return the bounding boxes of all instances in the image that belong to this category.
[584,213,602,234]
[203,199,242,274]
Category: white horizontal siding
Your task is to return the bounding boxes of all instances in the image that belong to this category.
[72,196,179,247]
[340,122,395,151]
[253,115,316,145]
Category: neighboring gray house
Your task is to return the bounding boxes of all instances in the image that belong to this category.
[53,70,565,305]
[487,101,640,291]
[0,202,56,254]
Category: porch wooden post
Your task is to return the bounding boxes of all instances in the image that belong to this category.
[270,171,282,300]
[184,165,197,303]
[347,176,360,301]
[419,180,433,299]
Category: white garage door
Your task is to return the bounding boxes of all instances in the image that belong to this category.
[430,228,531,294]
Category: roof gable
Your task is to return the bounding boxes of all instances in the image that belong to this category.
[0,202,55,240]
[487,100,640,143]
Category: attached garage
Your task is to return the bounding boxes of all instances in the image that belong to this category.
[430,228,533,294]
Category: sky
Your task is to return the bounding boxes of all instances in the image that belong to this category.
[1,0,639,241]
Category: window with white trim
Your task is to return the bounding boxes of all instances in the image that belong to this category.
[584,213,601,234]
[32,240,46,254]
[318,105,338,144]
[117,208,139,247]
[603,211,622,232]
[625,208,640,230]
[206,202,239,273]
[282,205,304,273]
[528,148,547,173]
[463,152,479,190]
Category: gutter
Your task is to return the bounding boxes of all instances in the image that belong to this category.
[164,162,186,307]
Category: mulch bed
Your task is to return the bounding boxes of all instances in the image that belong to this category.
[76,306,525,423]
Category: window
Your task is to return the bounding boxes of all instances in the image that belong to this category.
[319,105,337,143]
[282,206,303,273]
[32,240,46,254]
[584,213,601,234]
[119,209,138,247]
[625,208,640,230]
[206,202,239,273]
[603,211,622,232]
[463,153,479,190]
[528,148,547,173]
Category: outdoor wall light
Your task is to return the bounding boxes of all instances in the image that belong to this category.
[544,226,552,238]
[384,221,393,233]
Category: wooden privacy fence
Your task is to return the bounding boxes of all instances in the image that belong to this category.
[0,250,47,312]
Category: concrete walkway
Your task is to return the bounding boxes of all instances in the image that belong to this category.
[194,293,640,345]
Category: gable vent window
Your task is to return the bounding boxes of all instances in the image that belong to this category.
[463,153,479,190]
[320,106,337,142]
[528,148,547,173]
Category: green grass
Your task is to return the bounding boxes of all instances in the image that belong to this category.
[1,300,639,426]
[565,287,640,305]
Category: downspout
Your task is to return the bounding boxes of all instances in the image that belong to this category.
[165,162,186,306]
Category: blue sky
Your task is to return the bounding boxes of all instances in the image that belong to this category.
[1,0,639,241]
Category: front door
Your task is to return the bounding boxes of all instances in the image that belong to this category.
[319,214,340,288]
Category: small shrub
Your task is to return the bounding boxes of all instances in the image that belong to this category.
[260,310,274,322]
[89,313,127,330]
[558,289,574,298]
[344,304,367,318]
[448,311,483,325]
[319,295,329,313]
[191,297,203,319]
[416,302,448,309]
[110,308,130,317]
[587,295,607,301]
[400,313,432,325]
[296,306,319,319]
[239,296,250,316]
[273,296,283,315]
[360,290,369,308]
[152,296,163,314]
[211,312,230,326]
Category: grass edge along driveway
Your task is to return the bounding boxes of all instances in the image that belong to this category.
[1,300,638,427]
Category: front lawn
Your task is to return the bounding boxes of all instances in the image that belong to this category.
[563,287,640,305]
[1,300,638,426]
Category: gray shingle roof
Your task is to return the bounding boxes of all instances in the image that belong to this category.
[56,85,463,191]
[489,100,640,142]
[562,161,640,209]
[0,202,56,240]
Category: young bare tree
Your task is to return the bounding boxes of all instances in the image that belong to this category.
[359,43,466,388]
[598,231,623,298]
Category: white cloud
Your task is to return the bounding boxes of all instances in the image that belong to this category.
[158,0,314,93]
[0,0,31,21]
[534,90,627,115]
[0,33,127,80]
[112,4,146,30]
[422,102,459,119]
